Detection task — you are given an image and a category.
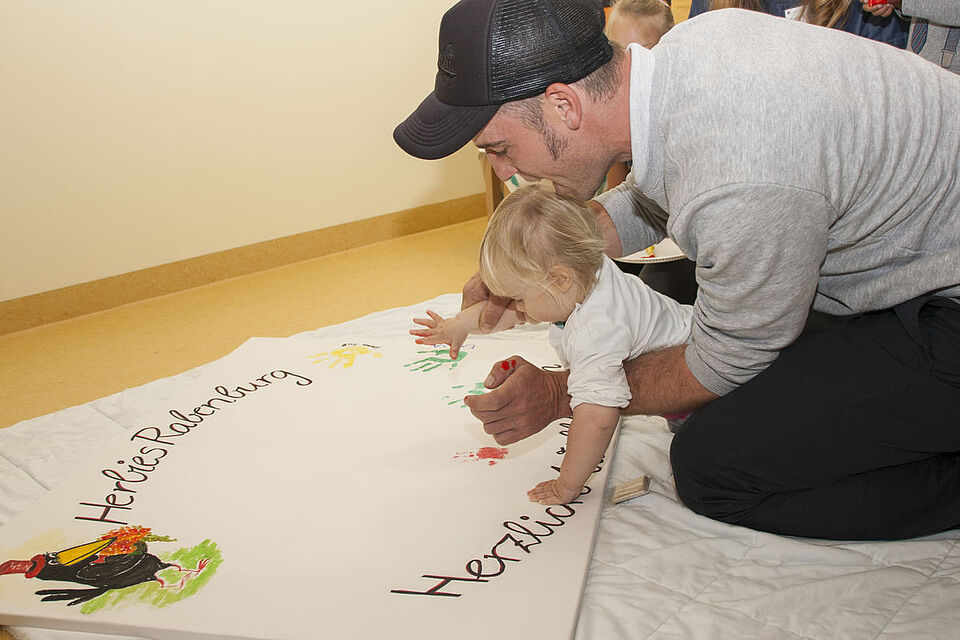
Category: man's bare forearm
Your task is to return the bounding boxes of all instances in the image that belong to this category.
[622,345,718,415]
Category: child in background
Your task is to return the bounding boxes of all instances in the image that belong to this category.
[602,0,674,189]
[498,1,673,197]
[410,185,692,505]
[605,0,675,50]
[689,0,908,48]
[604,0,695,317]
[862,0,960,75]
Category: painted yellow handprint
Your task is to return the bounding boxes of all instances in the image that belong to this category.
[311,345,383,369]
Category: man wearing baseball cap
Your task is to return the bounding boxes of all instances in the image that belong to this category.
[395,0,960,541]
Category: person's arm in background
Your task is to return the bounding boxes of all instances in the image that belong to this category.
[903,0,960,23]
[688,0,712,18]
[604,162,630,191]
[864,0,960,24]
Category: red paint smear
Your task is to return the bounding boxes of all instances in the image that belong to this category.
[453,446,509,465]
[476,447,508,460]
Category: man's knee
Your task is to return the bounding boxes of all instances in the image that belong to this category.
[669,401,758,523]
[670,413,719,517]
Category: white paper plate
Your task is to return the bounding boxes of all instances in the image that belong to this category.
[617,238,687,264]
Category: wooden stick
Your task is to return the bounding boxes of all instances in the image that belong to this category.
[611,475,651,504]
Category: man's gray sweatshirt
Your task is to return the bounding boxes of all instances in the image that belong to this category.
[595,9,960,396]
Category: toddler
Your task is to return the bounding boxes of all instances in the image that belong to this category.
[411,185,692,505]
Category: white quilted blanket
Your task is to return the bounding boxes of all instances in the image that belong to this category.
[2,295,958,640]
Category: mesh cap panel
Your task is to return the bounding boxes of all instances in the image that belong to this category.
[490,0,612,103]
[394,0,613,160]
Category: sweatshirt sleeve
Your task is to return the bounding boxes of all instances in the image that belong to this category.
[900,0,960,24]
[676,183,833,396]
[593,177,669,256]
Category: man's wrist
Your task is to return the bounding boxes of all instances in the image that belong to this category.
[548,369,573,419]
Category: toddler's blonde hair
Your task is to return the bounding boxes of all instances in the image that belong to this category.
[479,184,606,302]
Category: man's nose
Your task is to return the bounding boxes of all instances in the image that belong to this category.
[487,153,517,182]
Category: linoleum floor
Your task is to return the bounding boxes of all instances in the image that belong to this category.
[0,218,486,431]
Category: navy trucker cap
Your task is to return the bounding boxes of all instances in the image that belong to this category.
[394,0,612,160]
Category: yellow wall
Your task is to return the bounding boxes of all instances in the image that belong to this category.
[0,0,484,302]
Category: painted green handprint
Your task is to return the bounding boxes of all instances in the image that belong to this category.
[404,348,467,372]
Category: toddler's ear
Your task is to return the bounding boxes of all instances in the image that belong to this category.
[548,265,575,293]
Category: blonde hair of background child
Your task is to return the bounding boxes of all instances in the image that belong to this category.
[798,0,852,29]
[708,0,852,29]
[609,0,675,37]
[479,185,606,303]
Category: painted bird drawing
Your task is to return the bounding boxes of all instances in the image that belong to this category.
[0,527,207,606]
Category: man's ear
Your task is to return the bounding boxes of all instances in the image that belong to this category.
[544,83,582,131]
[548,264,575,293]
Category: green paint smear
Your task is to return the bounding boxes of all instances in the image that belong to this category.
[404,348,468,372]
[445,381,487,406]
[80,539,222,615]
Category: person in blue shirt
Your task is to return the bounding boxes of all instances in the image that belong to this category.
[688,0,909,48]
[863,0,960,74]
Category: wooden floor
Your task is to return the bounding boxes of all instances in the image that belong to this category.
[0,218,486,431]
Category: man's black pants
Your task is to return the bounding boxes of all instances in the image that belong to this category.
[670,295,960,540]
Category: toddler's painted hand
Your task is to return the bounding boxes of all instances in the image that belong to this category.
[410,310,467,359]
[527,478,581,505]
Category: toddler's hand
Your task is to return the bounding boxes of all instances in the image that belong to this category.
[527,478,581,505]
[409,309,468,359]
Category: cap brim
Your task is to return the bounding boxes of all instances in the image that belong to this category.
[394,92,500,160]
